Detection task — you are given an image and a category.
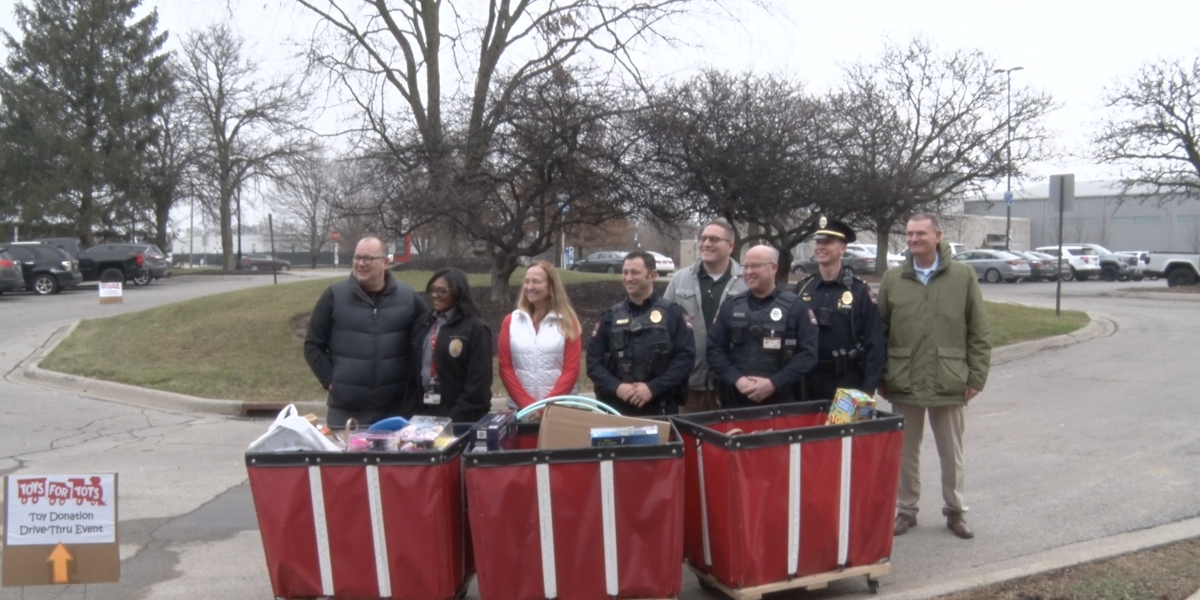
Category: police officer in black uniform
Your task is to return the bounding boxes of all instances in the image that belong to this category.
[792,217,885,400]
[707,245,818,408]
[587,250,695,416]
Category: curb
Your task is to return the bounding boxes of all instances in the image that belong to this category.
[7,322,326,417]
[991,312,1116,365]
[1109,290,1200,301]
[882,516,1200,599]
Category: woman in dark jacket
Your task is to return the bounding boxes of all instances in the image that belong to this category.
[408,268,493,423]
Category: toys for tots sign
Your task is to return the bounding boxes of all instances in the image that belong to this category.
[7,475,115,545]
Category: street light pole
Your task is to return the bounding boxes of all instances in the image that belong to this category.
[994,66,1023,250]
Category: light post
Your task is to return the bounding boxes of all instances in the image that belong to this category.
[994,66,1023,250]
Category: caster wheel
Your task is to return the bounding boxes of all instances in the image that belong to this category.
[697,576,715,591]
[867,576,880,594]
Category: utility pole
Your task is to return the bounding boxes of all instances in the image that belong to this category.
[994,66,1024,251]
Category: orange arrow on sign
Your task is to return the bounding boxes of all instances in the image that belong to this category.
[48,543,72,583]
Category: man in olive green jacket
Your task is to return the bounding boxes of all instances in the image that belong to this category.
[878,214,991,540]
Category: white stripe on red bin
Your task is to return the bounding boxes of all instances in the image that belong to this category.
[838,437,852,566]
[308,465,335,596]
[697,441,712,567]
[600,460,619,595]
[365,465,391,598]
[536,463,557,599]
[787,443,801,576]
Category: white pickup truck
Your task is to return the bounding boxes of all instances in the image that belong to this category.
[1145,253,1200,286]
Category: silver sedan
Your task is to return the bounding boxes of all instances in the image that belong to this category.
[953,250,1033,283]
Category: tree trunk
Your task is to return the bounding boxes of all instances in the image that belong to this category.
[220,192,234,270]
[489,251,519,304]
[875,223,892,275]
[778,247,796,287]
[154,198,171,254]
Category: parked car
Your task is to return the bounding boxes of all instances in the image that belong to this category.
[1145,252,1200,286]
[846,243,904,269]
[571,251,628,273]
[78,244,156,285]
[1069,243,1138,281]
[238,255,292,271]
[0,249,24,294]
[791,249,876,275]
[1011,251,1067,282]
[647,251,676,276]
[0,242,83,295]
[953,249,1032,283]
[1035,245,1102,281]
[1114,251,1151,280]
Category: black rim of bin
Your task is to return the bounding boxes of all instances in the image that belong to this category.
[464,420,684,467]
[670,401,905,450]
[245,425,472,467]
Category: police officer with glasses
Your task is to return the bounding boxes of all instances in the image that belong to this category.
[792,217,885,400]
[707,245,818,407]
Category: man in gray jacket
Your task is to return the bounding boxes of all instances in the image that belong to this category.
[664,219,748,413]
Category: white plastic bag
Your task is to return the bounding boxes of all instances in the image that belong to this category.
[247,404,341,452]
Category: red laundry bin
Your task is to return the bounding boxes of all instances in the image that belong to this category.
[246,437,472,600]
[672,402,904,590]
[464,422,684,600]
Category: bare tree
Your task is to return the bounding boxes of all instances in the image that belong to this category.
[177,23,313,270]
[635,70,833,276]
[1093,56,1200,202]
[270,152,338,267]
[830,37,1057,272]
[295,0,748,300]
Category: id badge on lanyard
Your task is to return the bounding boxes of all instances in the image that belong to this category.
[425,322,442,405]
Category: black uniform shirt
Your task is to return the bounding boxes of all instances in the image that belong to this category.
[706,286,818,392]
[793,267,885,392]
[586,292,695,400]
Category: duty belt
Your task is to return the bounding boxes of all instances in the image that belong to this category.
[816,345,863,375]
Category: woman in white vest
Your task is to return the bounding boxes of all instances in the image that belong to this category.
[498,260,583,408]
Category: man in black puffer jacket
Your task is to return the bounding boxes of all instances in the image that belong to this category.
[304,237,427,428]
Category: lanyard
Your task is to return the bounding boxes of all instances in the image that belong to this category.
[429,320,439,379]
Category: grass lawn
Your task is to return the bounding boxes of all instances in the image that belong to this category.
[40,271,1086,403]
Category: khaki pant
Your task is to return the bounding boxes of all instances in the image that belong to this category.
[679,389,720,414]
[891,401,966,518]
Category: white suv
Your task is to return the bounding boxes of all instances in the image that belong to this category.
[1035,245,1102,281]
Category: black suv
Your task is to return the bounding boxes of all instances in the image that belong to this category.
[0,242,83,295]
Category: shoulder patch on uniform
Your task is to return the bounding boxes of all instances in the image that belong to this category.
[681,310,693,330]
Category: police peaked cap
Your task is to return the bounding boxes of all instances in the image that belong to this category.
[810,217,856,243]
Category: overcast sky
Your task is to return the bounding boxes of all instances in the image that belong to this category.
[2,0,1199,196]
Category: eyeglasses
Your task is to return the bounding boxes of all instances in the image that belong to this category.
[699,235,732,244]
[742,262,776,271]
[352,255,386,264]
[429,286,452,297]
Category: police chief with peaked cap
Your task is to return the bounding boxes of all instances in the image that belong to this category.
[792,217,885,400]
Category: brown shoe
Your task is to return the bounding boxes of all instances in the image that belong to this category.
[894,513,917,536]
[946,511,974,539]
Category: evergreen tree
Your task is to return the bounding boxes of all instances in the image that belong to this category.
[0,0,172,243]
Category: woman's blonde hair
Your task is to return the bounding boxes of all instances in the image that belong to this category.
[518,260,581,340]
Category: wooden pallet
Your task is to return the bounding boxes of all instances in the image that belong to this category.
[687,561,889,598]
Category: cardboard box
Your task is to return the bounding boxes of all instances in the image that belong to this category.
[591,426,660,447]
[537,405,670,450]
